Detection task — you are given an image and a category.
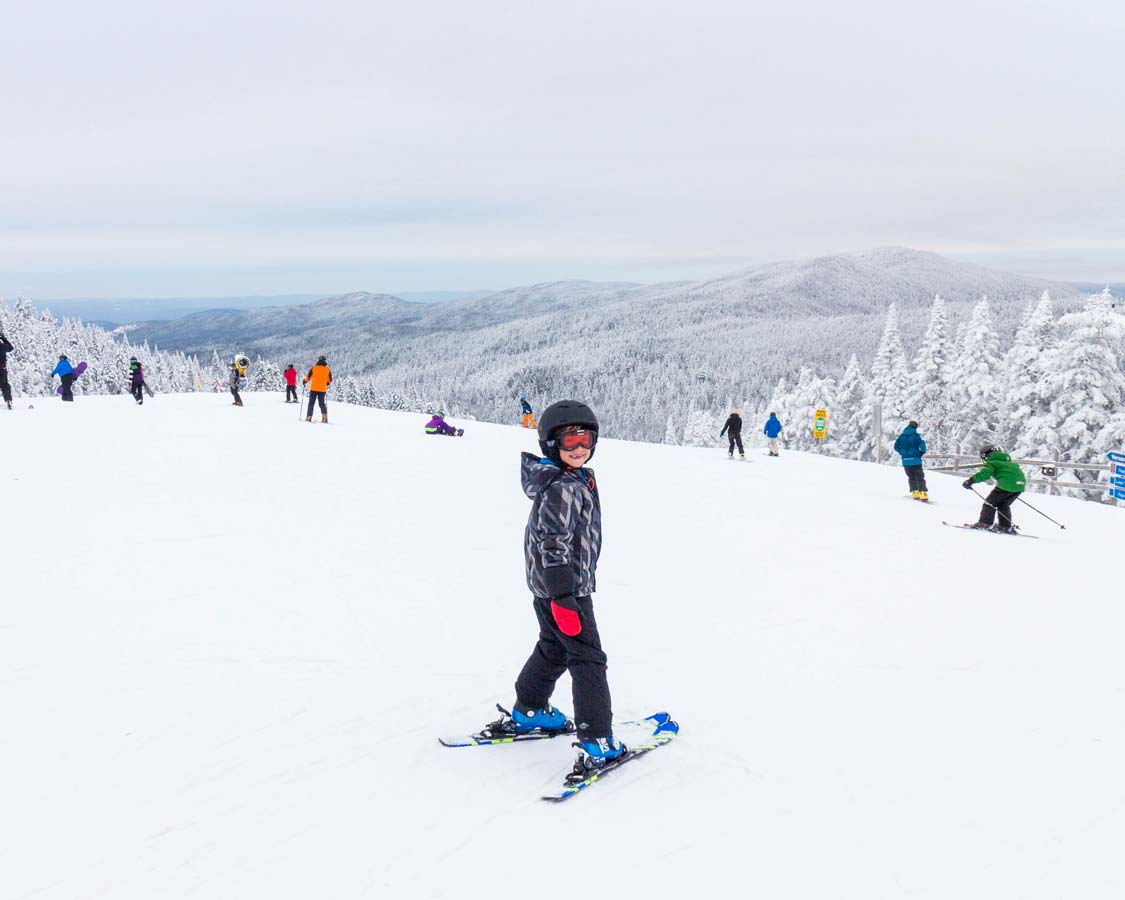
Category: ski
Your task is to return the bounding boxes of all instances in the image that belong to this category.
[439,710,673,749]
[941,521,1038,539]
[542,730,677,803]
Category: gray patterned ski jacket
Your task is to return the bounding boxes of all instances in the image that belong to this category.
[521,452,602,599]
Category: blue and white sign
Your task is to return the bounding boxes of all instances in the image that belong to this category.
[1109,452,1125,501]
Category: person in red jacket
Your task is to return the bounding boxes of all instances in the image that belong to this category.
[283,364,298,403]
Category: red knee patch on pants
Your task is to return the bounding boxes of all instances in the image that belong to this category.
[550,600,582,636]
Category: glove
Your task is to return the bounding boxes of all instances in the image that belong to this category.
[962,478,974,490]
[550,594,582,636]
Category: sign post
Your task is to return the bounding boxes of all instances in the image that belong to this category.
[813,408,827,452]
[1109,451,1125,501]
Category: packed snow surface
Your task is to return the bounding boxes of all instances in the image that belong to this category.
[3,395,1122,899]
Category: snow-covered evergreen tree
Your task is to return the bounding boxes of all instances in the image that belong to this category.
[1002,292,1059,459]
[832,354,874,460]
[869,303,910,460]
[906,295,954,449]
[948,297,1002,454]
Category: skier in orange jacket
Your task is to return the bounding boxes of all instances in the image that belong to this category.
[303,356,332,423]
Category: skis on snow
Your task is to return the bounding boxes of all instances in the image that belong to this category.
[941,521,1038,539]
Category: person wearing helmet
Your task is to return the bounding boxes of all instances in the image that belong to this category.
[229,355,248,407]
[894,420,928,500]
[424,411,458,436]
[303,356,332,423]
[764,412,783,456]
[519,396,536,429]
[0,331,13,410]
[504,399,626,770]
[720,408,745,460]
[128,357,146,405]
[51,354,76,402]
[283,364,298,403]
[962,445,1027,532]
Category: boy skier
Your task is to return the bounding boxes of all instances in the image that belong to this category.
[963,445,1027,533]
[284,364,298,403]
[51,354,76,402]
[894,420,928,500]
[424,412,458,436]
[0,332,12,409]
[719,408,745,459]
[303,356,331,422]
[128,357,146,405]
[519,396,537,429]
[764,412,783,455]
[498,400,625,769]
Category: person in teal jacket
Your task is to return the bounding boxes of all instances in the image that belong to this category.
[51,354,77,402]
[963,445,1027,532]
[893,421,928,500]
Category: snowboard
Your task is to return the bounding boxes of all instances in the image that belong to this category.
[941,521,1037,539]
[56,361,87,394]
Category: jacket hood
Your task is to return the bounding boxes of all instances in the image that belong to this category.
[521,452,562,498]
[902,424,917,434]
[988,451,1012,462]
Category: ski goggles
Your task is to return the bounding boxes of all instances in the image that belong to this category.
[556,429,597,452]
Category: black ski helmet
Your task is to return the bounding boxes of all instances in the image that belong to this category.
[317,355,327,365]
[538,400,600,464]
[58,353,68,361]
[979,443,999,459]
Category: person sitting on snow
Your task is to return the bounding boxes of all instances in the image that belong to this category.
[424,412,458,436]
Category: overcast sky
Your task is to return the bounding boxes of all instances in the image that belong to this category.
[1,0,1122,299]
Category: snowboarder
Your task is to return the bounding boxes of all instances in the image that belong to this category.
[51,354,76,402]
[719,408,745,459]
[229,358,245,406]
[303,356,331,422]
[519,396,537,429]
[764,412,783,455]
[894,420,928,500]
[283,364,298,403]
[0,331,12,410]
[962,445,1027,533]
[128,357,146,405]
[424,412,459,436]
[500,399,625,770]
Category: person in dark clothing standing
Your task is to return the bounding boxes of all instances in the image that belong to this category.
[499,400,626,770]
[719,408,745,460]
[283,364,298,402]
[229,354,249,406]
[963,445,1027,532]
[128,357,146,405]
[52,355,76,402]
[0,332,13,410]
[893,420,928,500]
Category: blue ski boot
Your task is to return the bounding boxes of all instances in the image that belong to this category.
[579,736,628,766]
[511,702,572,734]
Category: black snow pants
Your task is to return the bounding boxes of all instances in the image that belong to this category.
[307,391,327,416]
[905,465,928,492]
[230,384,242,405]
[979,488,1022,529]
[131,383,144,403]
[0,367,10,404]
[515,595,612,739]
[60,373,76,401]
[727,432,744,455]
[286,385,298,402]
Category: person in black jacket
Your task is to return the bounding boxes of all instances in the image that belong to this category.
[0,332,12,410]
[719,408,745,460]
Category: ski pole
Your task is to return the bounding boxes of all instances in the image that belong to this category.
[298,381,304,422]
[1015,495,1066,530]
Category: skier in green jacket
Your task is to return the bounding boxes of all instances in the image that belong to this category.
[962,445,1027,532]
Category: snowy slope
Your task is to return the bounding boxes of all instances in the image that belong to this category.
[2,395,1123,899]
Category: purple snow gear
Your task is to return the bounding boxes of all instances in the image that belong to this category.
[425,414,457,436]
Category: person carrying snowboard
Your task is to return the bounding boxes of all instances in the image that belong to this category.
[128,357,146,405]
[229,359,244,406]
[764,412,783,455]
[0,331,13,410]
[519,396,537,429]
[424,412,458,436]
[894,420,928,500]
[963,445,1027,533]
[283,364,298,403]
[719,407,745,460]
[303,355,332,422]
[495,399,626,770]
[52,354,76,402]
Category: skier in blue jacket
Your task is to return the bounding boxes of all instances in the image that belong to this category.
[893,420,929,500]
[51,355,76,402]
[764,413,783,456]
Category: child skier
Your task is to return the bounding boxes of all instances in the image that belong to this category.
[962,445,1027,533]
[764,412,783,455]
[303,356,331,422]
[51,354,76,402]
[0,332,12,410]
[128,357,146,405]
[719,408,745,459]
[497,400,625,770]
[894,420,928,500]
[519,396,537,429]
[284,364,298,403]
[424,412,458,436]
